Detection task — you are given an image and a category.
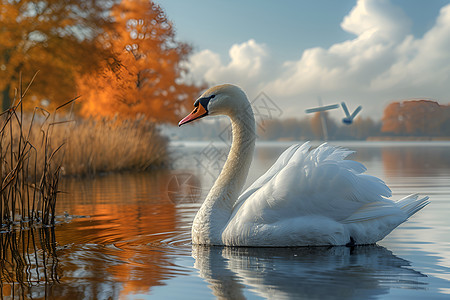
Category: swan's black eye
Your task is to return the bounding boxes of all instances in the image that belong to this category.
[194,94,215,111]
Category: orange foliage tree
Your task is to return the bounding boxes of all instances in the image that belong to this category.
[382,100,450,136]
[77,0,202,123]
[0,0,114,111]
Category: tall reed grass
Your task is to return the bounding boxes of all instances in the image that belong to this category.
[1,75,67,227]
[56,116,168,177]
[21,116,167,177]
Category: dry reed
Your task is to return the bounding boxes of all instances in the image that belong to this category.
[57,116,168,176]
[21,115,167,177]
[22,114,167,177]
[0,75,67,227]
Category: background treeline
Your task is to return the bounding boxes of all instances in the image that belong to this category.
[171,99,449,141]
[258,115,381,141]
[264,99,450,140]
[172,114,382,141]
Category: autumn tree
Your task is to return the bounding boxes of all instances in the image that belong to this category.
[77,0,202,123]
[0,0,115,111]
[382,100,449,136]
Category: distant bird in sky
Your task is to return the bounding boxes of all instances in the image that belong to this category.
[341,102,362,125]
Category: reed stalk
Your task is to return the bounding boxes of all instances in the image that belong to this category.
[0,74,68,228]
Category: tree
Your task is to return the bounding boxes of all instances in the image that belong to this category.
[0,0,115,111]
[382,100,449,136]
[77,0,202,123]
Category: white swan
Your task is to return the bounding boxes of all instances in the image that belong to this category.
[178,84,429,247]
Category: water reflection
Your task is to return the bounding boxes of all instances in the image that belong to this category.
[52,172,192,299]
[193,245,427,299]
[0,227,59,299]
[1,172,197,299]
[0,142,448,299]
[381,145,450,177]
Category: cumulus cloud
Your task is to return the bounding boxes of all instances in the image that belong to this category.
[372,4,450,92]
[341,0,411,39]
[184,39,273,96]
[184,0,450,118]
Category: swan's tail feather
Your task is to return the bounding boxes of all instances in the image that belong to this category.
[397,194,430,218]
[343,194,429,224]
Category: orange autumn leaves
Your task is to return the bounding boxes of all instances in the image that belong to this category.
[0,0,201,123]
[0,0,113,111]
[76,0,202,123]
[382,100,450,136]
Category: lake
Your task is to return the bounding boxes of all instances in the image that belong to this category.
[1,141,449,299]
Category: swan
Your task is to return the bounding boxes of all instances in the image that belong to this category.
[178,84,429,247]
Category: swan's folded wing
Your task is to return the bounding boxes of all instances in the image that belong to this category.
[234,143,393,223]
[235,142,310,207]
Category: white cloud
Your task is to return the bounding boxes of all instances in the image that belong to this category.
[372,4,450,92]
[184,0,450,119]
[341,0,411,39]
[184,39,273,95]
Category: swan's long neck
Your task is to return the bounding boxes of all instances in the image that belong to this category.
[192,106,256,245]
[213,108,256,209]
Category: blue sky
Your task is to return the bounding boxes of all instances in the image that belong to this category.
[158,0,450,119]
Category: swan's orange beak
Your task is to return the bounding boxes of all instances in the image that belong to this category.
[178,104,208,126]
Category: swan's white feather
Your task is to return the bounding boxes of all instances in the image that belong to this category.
[236,143,307,206]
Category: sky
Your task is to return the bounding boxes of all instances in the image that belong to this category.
[158,0,450,120]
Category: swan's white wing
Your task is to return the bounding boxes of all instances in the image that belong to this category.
[235,142,310,207]
[233,143,392,224]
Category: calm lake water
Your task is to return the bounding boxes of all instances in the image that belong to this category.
[1,141,450,299]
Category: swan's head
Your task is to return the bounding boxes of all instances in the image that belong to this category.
[178,84,248,126]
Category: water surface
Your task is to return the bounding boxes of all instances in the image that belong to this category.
[1,141,449,299]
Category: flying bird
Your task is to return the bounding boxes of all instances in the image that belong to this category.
[341,102,362,125]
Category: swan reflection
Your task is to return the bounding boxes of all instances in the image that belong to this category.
[193,245,426,299]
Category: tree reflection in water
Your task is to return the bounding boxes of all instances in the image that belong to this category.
[52,172,192,299]
[381,145,450,177]
[1,172,192,299]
